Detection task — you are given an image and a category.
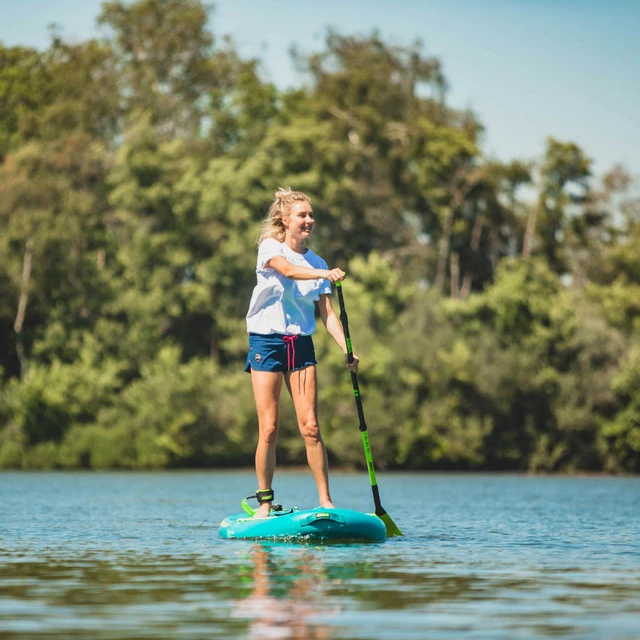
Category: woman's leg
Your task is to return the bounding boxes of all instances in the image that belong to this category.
[285,365,335,508]
[251,369,284,517]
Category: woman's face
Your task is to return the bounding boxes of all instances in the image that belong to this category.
[283,201,315,240]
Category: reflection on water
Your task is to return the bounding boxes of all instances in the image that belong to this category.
[231,544,338,639]
[3,543,640,639]
[1,471,639,639]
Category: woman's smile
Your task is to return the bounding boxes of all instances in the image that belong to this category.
[287,202,315,239]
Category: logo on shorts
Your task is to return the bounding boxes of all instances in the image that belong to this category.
[254,353,262,363]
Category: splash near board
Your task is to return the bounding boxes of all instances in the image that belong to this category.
[219,506,387,542]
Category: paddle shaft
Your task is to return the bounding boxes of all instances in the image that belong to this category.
[335,281,386,515]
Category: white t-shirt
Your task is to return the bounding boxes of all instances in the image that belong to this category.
[246,238,332,335]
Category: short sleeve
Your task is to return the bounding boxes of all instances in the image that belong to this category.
[317,257,332,295]
[257,238,284,271]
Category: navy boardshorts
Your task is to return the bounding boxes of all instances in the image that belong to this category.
[244,333,317,373]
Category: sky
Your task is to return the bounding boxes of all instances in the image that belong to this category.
[1,0,638,178]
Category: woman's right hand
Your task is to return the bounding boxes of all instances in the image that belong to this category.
[345,352,359,372]
[325,268,346,283]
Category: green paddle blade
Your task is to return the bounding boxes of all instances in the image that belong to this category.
[379,510,403,537]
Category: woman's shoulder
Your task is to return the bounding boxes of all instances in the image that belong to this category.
[258,237,282,250]
[257,237,285,257]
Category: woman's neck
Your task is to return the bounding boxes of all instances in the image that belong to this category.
[284,236,307,254]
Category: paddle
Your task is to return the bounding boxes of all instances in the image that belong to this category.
[335,281,403,537]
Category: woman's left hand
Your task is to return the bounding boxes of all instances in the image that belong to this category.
[344,353,359,373]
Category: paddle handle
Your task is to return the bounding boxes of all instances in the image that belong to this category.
[336,282,366,431]
[335,282,380,495]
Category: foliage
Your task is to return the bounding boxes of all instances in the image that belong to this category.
[0,0,638,474]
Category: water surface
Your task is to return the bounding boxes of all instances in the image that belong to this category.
[1,471,639,638]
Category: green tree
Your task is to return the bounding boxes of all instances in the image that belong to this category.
[0,45,49,158]
[99,0,231,138]
[525,138,592,274]
[600,346,640,473]
[0,37,119,157]
[0,135,111,377]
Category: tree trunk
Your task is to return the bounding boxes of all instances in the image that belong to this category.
[489,228,500,275]
[434,166,485,292]
[435,206,454,291]
[14,237,34,376]
[450,251,460,299]
[522,203,538,258]
[460,213,485,299]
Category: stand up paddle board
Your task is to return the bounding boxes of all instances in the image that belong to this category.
[219,506,387,542]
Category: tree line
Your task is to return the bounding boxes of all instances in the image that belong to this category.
[0,0,638,472]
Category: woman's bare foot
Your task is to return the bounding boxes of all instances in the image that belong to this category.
[253,503,271,518]
[319,500,336,509]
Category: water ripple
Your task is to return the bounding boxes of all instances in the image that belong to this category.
[1,471,639,639]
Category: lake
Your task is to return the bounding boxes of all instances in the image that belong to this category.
[1,471,639,639]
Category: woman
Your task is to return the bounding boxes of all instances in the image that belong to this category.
[245,188,358,518]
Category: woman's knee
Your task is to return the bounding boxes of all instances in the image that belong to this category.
[258,422,279,445]
[299,417,321,443]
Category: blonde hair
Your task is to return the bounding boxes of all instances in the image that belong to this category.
[258,187,311,244]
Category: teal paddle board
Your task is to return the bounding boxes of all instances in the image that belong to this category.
[218,506,387,542]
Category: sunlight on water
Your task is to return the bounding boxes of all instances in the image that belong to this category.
[1,471,639,639]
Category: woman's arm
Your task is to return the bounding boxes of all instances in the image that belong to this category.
[267,256,345,283]
[317,293,359,372]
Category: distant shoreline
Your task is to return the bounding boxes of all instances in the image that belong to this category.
[0,467,635,477]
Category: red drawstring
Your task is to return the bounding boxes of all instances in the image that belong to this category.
[282,335,298,371]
